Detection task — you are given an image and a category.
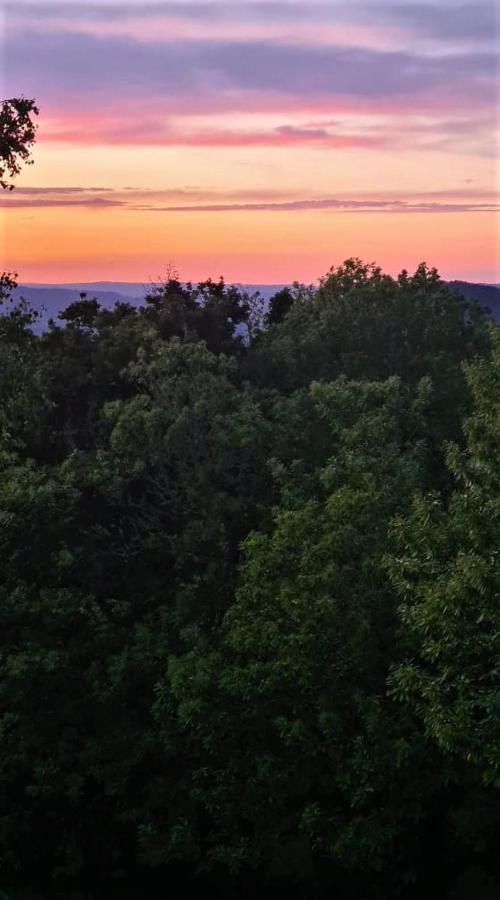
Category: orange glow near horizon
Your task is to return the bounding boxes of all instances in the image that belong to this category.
[5,205,498,284]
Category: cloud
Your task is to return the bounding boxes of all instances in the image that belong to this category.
[276,125,329,138]
[32,105,493,156]
[4,182,497,214]
[0,196,123,208]
[9,2,497,40]
[7,2,334,24]
[123,186,305,201]
[36,115,387,148]
[9,186,114,194]
[360,2,498,42]
[131,197,500,213]
[4,26,495,111]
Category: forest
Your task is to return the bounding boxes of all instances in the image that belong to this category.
[1,258,499,899]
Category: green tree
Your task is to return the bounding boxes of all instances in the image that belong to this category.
[248,258,488,407]
[162,377,440,895]
[0,336,270,886]
[388,326,500,785]
[247,259,490,488]
[143,274,249,355]
[265,286,294,326]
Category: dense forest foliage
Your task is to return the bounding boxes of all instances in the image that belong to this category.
[1,259,499,899]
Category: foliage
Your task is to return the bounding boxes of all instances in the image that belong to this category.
[0,97,39,190]
[164,377,435,894]
[0,259,499,898]
[387,328,500,785]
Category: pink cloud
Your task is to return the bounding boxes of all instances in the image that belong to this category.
[35,101,492,157]
[38,116,387,149]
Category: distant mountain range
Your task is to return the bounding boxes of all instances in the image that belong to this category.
[6,280,500,330]
[22,281,150,298]
[11,286,143,328]
[9,283,287,331]
[447,281,500,319]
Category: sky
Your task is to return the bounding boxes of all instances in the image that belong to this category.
[1,0,499,284]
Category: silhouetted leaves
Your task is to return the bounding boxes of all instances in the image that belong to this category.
[0,97,39,190]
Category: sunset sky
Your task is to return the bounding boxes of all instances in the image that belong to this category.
[1,0,498,284]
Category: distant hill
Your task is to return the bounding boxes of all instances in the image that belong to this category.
[21,281,288,301]
[8,283,287,331]
[9,286,142,331]
[448,281,500,321]
[23,281,150,299]
[4,280,500,331]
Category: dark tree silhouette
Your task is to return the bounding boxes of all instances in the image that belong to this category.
[266,285,294,325]
[0,97,39,190]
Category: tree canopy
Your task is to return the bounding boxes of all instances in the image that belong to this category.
[0,261,499,899]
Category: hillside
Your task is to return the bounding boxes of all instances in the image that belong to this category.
[448,280,500,320]
[8,280,500,331]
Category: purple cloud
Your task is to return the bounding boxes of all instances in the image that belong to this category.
[9,2,497,43]
[10,186,114,194]
[276,125,329,138]
[4,25,496,110]
[0,196,123,208]
[3,182,498,214]
[357,2,498,42]
[130,198,500,213]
